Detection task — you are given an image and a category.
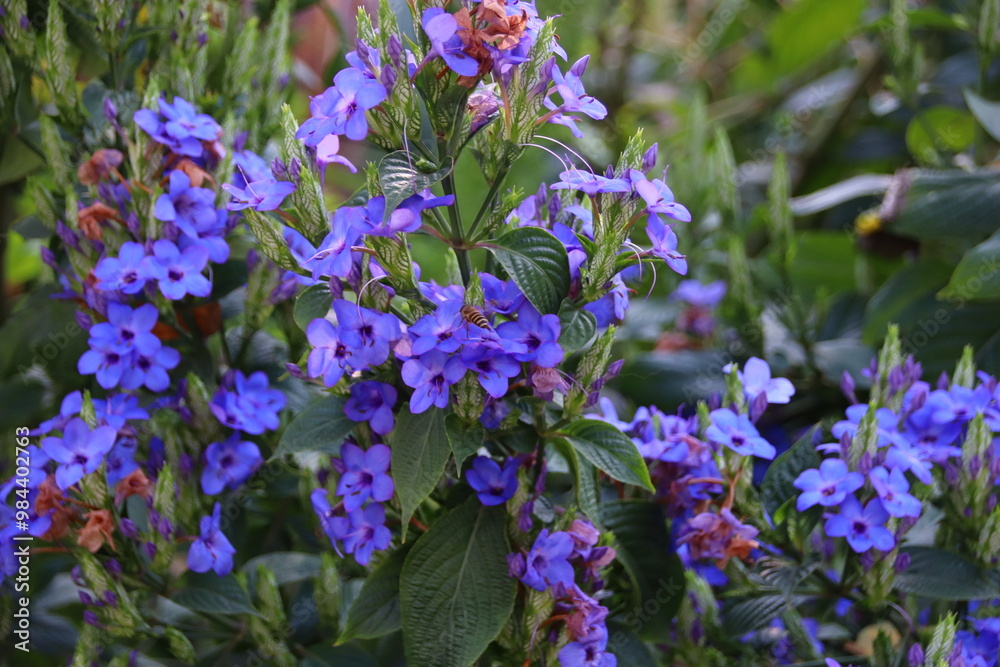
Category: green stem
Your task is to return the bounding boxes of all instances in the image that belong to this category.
[467,166,510,242]
[440,172,471,285]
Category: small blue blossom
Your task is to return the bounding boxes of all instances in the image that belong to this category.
[339,503,393,566]
[401,349,467,414]
[337,443,394,511]
[201,435,263,495]
[333,300,403,369]
[134,97,222,157]
[306,319,354,386]
[420,8,480,76]
[466,456,519,506]
[496,302,563,367]
[93,394,149,430]
[629,170,692,222]
[706,409,776,459]
[340,191,455,237]
[153,170,218,238]
[308,215,362,279]
[482,274,525,316]
[869,465,922,518]
[551,169,631,195]
[142,239,212,300]
[41,418,117,490]
[543,56,607,138]
[824,495,894,553]
[672,279,727,307]
[296,67,388,144]
[222,176,296,211]
[118,344,180,392]
[645,214,687,275]
[187,503,236,576]
[408,301,466,356]
[93,242,149,294]
[724,357,796,406]
[509,529,576,591]
[345,381,397,435]
[459,346,521,398]
[793,459,865,511]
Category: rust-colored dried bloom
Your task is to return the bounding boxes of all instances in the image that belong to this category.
[77,201,122,241]
[36,475,76,541]
[77,509,116,553]
[114,468,152,506]
[78,149,124,185]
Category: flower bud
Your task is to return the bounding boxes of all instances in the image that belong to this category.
[907,643,924,667]
[641,143,659,171]
[841,370,856,403]
[894,552,911,572]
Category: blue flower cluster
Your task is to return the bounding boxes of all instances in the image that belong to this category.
[508,519,618,667]
[593,357,793,571]
[794,358,1000,555]
[311,441,395,566]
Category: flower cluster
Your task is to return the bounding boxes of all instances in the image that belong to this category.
[508,519,618,667]
[794,356,1000,555]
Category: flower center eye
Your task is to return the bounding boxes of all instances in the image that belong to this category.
[168,269,183,281]
[852,520,867,534]
[73,454,89,466]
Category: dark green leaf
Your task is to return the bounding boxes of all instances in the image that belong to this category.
[294,283,333,331]
[889,170,1000,240]
[340,548,407,641]
[602,500,685,641]
[390,406,450,541]
[939,229,1000,302]
[905,107,975,161]
[490,227,570,314]
[445,413,484,467]
[761,426,821,519]
[894,546,1000,600]
[557,300,597,353]
[559,419,653,490]
[722,595,807,636]
[965,89,1000,143]
[242,552,322,586]
[271,395,354,459]
[606,625,657,667]
[378,151,454,220]
[173,575,262,617]
[400,499,516,667]
[617,351,726,408]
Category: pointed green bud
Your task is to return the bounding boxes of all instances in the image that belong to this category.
[923,613,957,666]
[315,552,341,630]
[952,345,976,388]
[254,565,288,628]
[164,627,196,664]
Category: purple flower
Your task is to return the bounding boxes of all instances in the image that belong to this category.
[345,381,397,435]
[466,457,519,506]
[401,349,467,414]
[88,302,161,356]
[630,170,692,222]
[725,357,795,405]
[558,640,617,667]
[869,466,922,518]
[672,280,726,307]
[222,176,296,212]
[340,191,456,237]
[187,503,236,576]
[824,495,894,553]
[706,409,776,459]
[337,443,394,511]
[296,67,388,144]
[311,488,346,555]
[201,435,263,494]
[118,345,180,392]
[884,441,935,485]
[142,239,212,300]
[496,302,564,367]
[513,529,575,591]
[153,170,218,239]
[315,134,358,175]
[306,319,354,386]
[134,97,221,157]
[340,503,393,566]
[308,215,362,279]
[231,150,272,187]
[543,56,607,138]
[209,371,286,435]
[93,394,149,430]
[41,418,117,489]
[420,8,479,76]
[408,301,466,355]
[459,346,521,398]
[333,300,403,368]
[482,274,525,315]
[93,242,149,294]
[551,169,631,195]
[645,214,687,275]
[793,459,865,511]
[105,437,139,487]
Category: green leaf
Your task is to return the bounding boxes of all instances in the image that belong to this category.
[294,283,333,331]
[445,413,484,467]
[340,548,407,642]
[559,419,653,490]
[890,169,1000,240]
[490,227,570,314]
[964,89,1000,143]
[939,229,1000,302]
[271,395,354,459]
[173,575,262,617]
[761,426,821,519]
[400,499,516,667]
[557,300,597,353]
[606,625,657,667]
[378,151,454,220]
[391,406,450,541]
[905,107,975,161]
[242,552,322,586]
[894,546,1000,600]
[722,595,807,636]
[243,209,300,271]
[602,500,685,641]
